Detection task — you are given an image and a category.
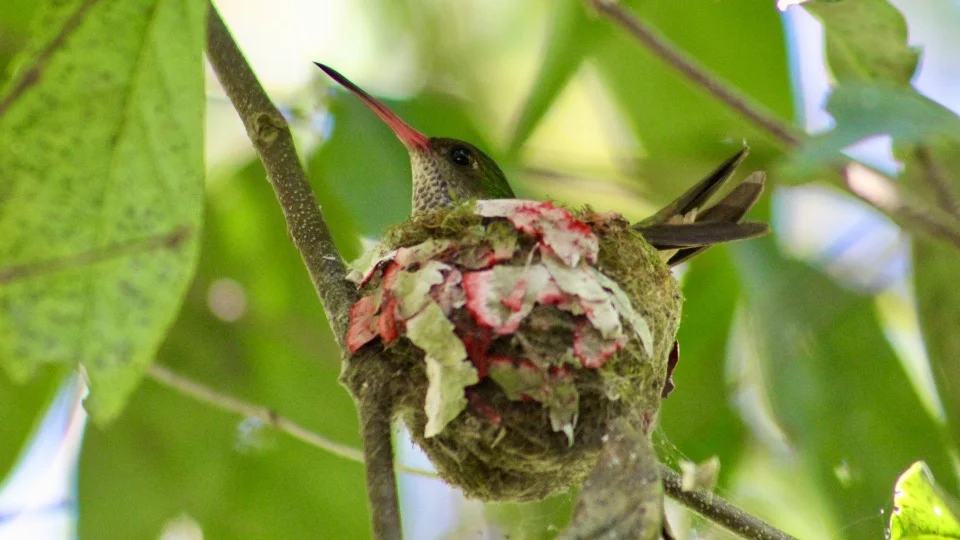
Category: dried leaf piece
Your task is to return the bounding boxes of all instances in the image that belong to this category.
[395,238,454,268]
[489,358,546,400]
[547,369,580,446]
[489,360,581,444]
[346,293,381,353]
[573,320,626,368]
[475,200,599,266]
[392,261,449,318]
[405,301,479,437]
[543,256,624,342]
[592,268,655,357]
[347,248,395,286]
[462,265,553,334]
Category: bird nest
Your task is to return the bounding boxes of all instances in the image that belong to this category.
[342,200,682,501]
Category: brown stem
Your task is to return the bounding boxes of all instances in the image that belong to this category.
[585,0,802,147]
[660,465,796,540]
[205,3,356,347]
[357,392,404,540]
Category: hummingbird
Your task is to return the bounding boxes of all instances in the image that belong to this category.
[315,63,768,266]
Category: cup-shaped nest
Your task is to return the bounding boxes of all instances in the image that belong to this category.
[343,200,682,501]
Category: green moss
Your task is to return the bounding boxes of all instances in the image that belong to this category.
[342,203,682,501]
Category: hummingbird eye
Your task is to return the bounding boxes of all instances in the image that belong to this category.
[450,146,473,167]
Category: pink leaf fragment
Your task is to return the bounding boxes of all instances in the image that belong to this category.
[377,296,400,344]
[347,293,381,353]
[431,267,465,315]
[474,200,598,266]
[573,320,626,368]
[542,255,624,340]
[463,265,552,335]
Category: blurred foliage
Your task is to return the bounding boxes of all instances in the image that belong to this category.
[78,159,369,538]
[1,0,960,539]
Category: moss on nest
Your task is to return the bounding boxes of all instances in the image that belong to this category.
[343,202,683,501]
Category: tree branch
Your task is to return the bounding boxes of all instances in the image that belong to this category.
[586,0,960,252]
[204,5,402,538]
[205,3,355,346]
[660,465,796,540]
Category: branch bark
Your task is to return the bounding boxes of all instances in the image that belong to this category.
[205,4,401,538]
[205,3,355,346]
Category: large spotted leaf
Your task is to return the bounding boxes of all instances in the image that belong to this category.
[0,0,206,421]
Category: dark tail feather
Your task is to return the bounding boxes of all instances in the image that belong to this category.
[641,221,770,249]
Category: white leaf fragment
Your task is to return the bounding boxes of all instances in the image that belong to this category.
[405,301,478,437]
[591,268,654,357]
[392,260,450,318]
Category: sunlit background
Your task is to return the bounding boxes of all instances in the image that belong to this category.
[2,0,959,538]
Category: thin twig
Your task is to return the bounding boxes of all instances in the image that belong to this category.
[844,163,960,251]
[205,3,356,347]
[660,465,797,540]
[587,0,960,252]
[585,0,802,147]
[145,363,434,479]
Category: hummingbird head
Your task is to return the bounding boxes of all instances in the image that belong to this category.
[315,63,515,215]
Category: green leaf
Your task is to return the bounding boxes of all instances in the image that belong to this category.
[802,0,919,85]
[0,366,67,482]
[783,83,960,178]
[889,462,960,539]
[507,0,601,154]
[904,140,960,449]
[732,238,955,531]
[0,0,206,422]
[79,159,369,539]
[405,300,478,437]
